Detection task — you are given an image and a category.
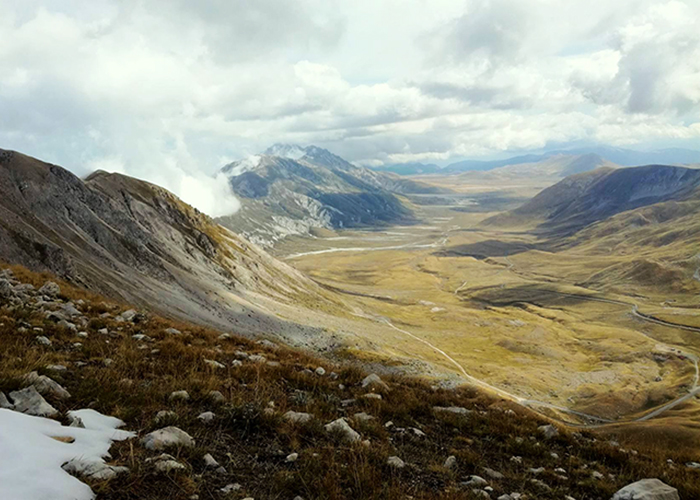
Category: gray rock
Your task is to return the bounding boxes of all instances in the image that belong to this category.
[9,386,58,417]
[463,476,488,487]
[0,391,13,409]
[141,427,195,450]
[62,458,129,480]
[361,373,389,391]
[24,371,71,400]
[257,339,278,350]
[483,467,504,479]
[433,406,471,415]
[538,424,559,439]
[155,459,185,473]
[164,327,181,335]
[38,281,61,297]
[169,390,190,402]
[203,453,220,468]
[363,393,382,400]
[204,359,225,369]
[387,456,405,468]
[198,411,215,423]
[611,479,679,500]
[315,367,326,376]
[220,484,241,494]
[248,354,266,363]
[353,412,375,423]
[45,364,67,372]
[231,359,243,367]
[444,455,457,469]
[36,336,52,346]
[0,278,13,298]
[209,390,225,403]
[286,452,299,462]
[325,418,361,442]
[284,411,313,424]
[119,309,138,322]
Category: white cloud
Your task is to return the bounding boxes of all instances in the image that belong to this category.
[0,0,698,203]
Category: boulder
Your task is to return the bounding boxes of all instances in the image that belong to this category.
[141,427,195,450]
[9,386,58,417]
[611,479,679,500]
[325,418,361,443]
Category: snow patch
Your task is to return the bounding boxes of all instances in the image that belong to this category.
[0,408,134,500]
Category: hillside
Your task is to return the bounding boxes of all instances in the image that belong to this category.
[0,148,343,347]
[217,145,446,247]
[1,264,698,500]
[485,165,700,234]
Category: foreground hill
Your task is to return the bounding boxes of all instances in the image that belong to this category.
[0,264,697,500]
[485,165,700,234]
[0,148,340,347]
[217,145,445,247]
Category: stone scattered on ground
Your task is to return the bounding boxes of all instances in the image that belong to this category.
[325,418,360,443]
[483,467,504,479]
[155,410,178,423]
[169,390,190,402]
[9,386,58,417]
[164,327,181,335]
[220,484,242,494]
[204,359,225,369]
[38,281,60,297]
[142,427,195,450]
[538,424,559,439]
[611,478,679,500]
[203,453,219,468]
[24,371,71,400]
[444,455,457,469]
[433,406,471,415]
[463,476,488,487]
[387,456,405,469]
[198,411,215,423]
[361,373,389,391]
[62,458,129,481]
[283,411,313,424]
[208,390,225,403]
[286,452,299,462]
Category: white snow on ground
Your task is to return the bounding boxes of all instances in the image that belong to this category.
[0,408,134,500]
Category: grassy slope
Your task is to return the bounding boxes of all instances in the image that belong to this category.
[4,265,700,499]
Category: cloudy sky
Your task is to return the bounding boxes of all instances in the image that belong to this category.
[1,0,699,215]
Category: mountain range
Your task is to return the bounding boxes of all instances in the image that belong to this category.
[371,146,700,175]
[0,148,341,347]
[217,144,445,247]
[486,164,700,234]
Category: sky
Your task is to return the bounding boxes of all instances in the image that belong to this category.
[1,0,699,216]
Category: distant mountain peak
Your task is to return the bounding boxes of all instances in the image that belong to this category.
[263,143,308,160]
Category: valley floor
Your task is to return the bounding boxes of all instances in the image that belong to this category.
[273,189,700,452]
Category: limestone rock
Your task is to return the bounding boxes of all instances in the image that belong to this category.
[141,426,195,450]
[9,386,58,417]
[433,406,471,415]
[611,479,679,500]
[38,281,61,297]
[63,458,129,481]
[538,424,559,439]
[325,418,360,442]
[387,456,405,468]
[25,371,71,400]
[284,411,313,424]
[0,391,13,409]
[361,373,389,391]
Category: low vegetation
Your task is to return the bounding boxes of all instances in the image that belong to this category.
[1,263,699,499]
